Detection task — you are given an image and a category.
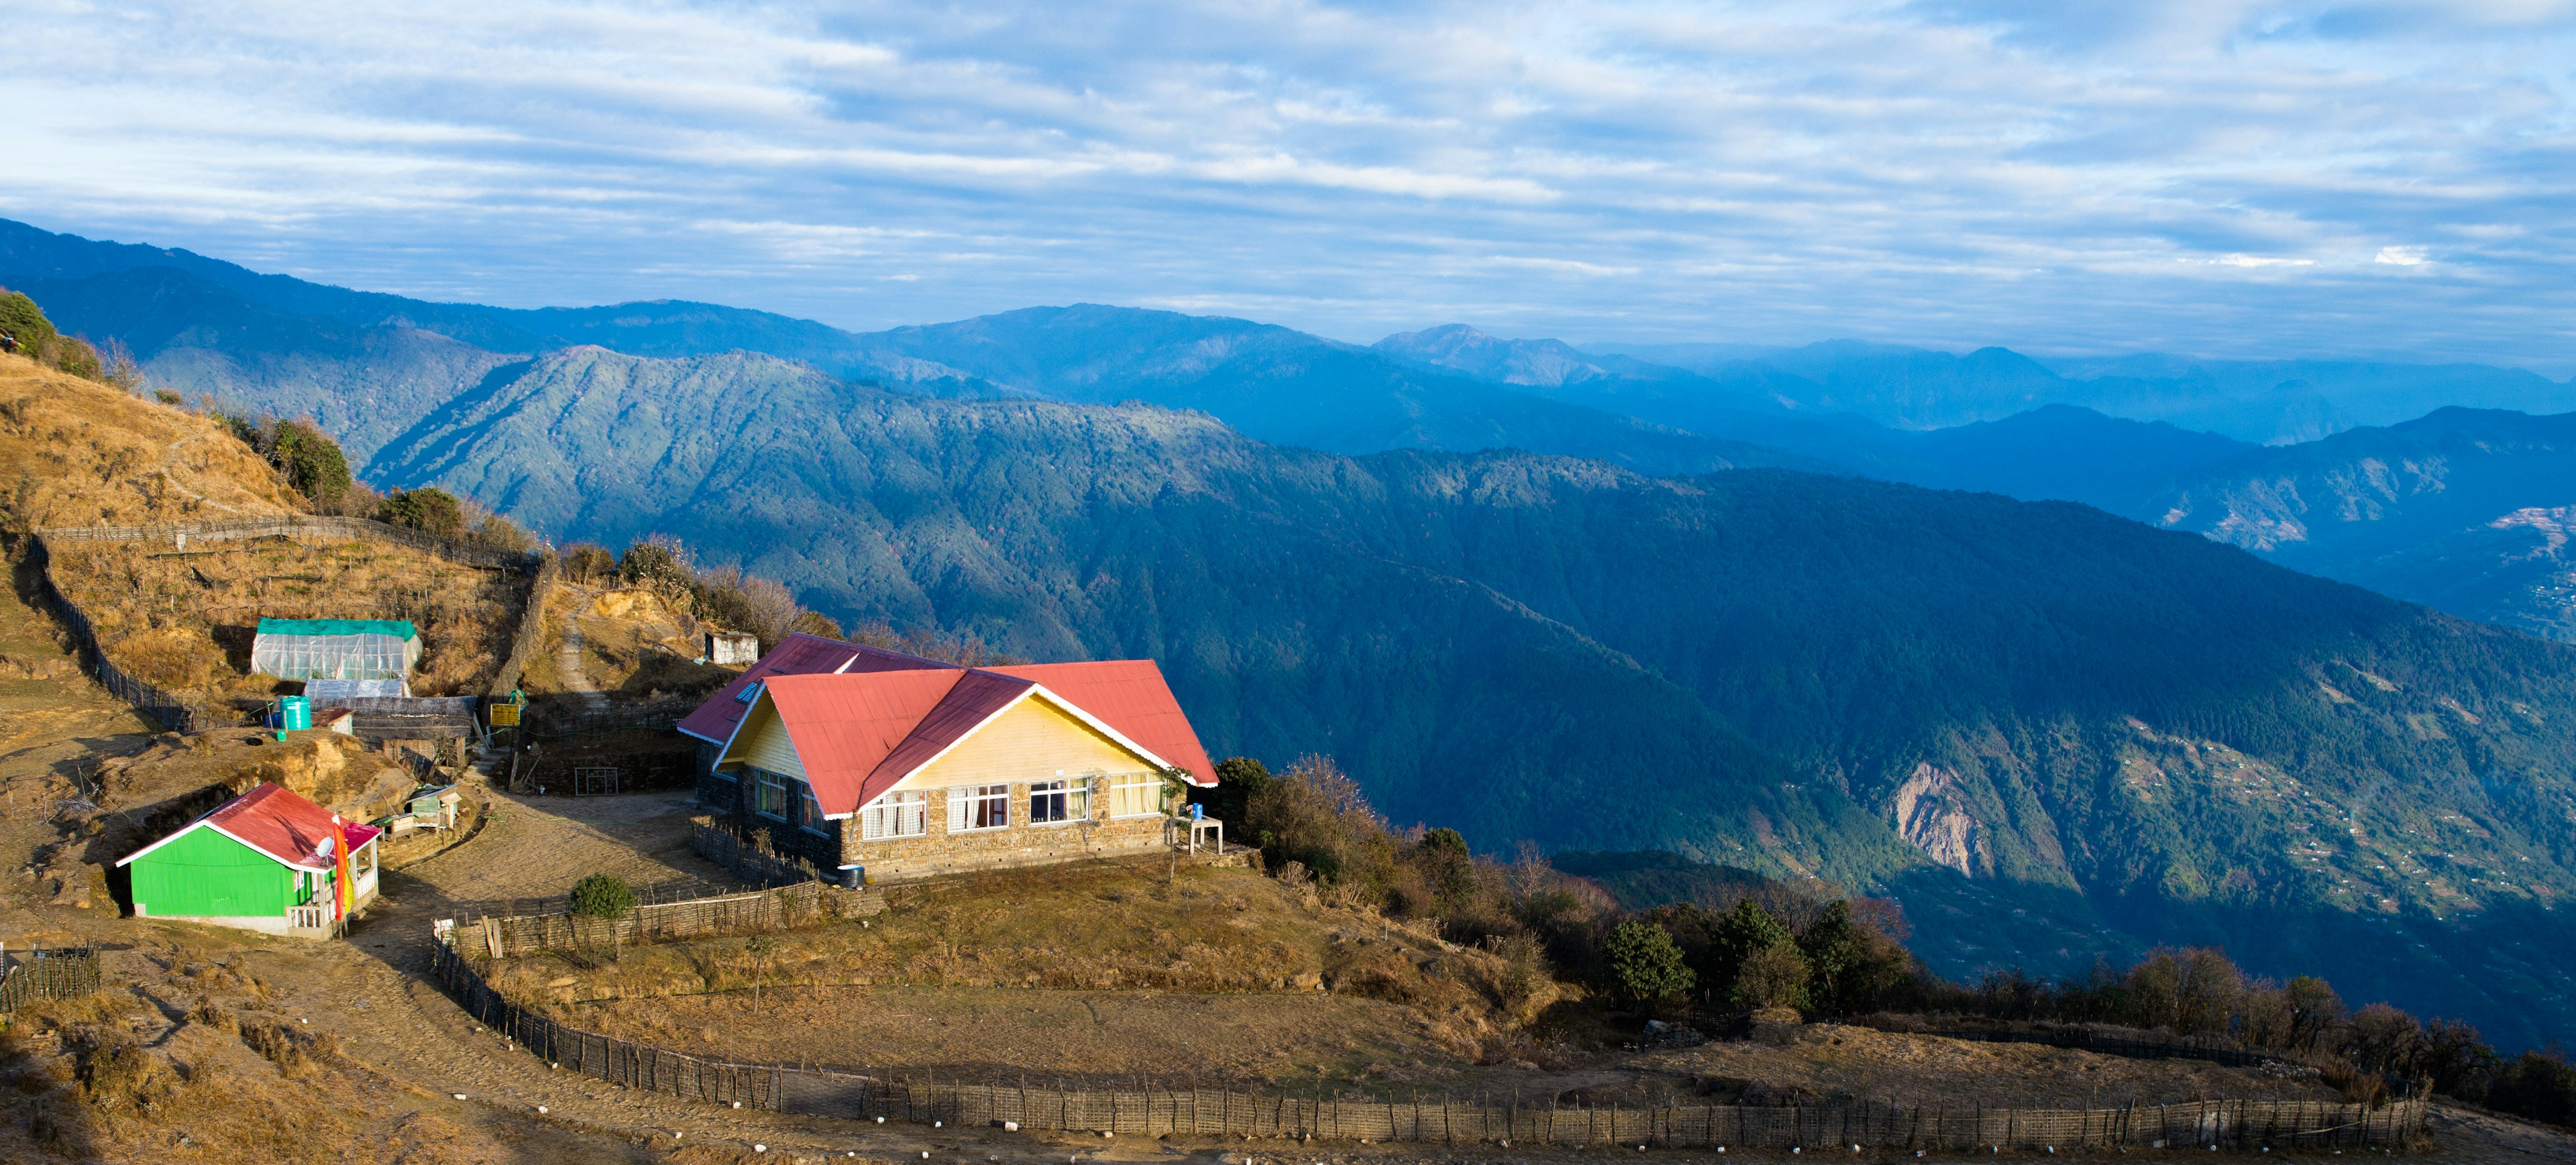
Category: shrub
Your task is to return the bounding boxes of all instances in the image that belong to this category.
[561,542,616,583]
[1795,898,1913,1016]
[270,419,352,504]
[695,563,798,648]
[790,608,845,639]
[379,487,466,537]
[74,1034,174,1112]
[99,337,146,392]
[1243,754,1395,893]
[2487,1050,2576,1128]
[1604,920,1695,1008]
[1199,756,1275,828]
[443,494,536,551]
[1405,827,1479,913]
[569,873,636,920]
[1733,942,1810,1011]
[0,290,100,380]
[0,290,54,352]
[620,534,696,599]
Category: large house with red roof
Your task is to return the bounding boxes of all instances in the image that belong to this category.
[116,782,382,938]
[678,634,1219,883]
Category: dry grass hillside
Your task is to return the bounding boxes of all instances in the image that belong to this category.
[521,582,727,700]
[46,537,527,701]
[0,352,531,704]
[494,856,1564,1087]
[0,351,292,529]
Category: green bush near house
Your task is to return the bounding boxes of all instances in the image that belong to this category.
[568,873,635,921]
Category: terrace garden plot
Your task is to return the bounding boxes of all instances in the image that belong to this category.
[46,535,529,704]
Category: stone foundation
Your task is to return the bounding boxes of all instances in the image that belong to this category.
[842,782,1173,883]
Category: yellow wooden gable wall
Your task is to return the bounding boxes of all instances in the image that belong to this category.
[898,695,1155,791]
[720,696,806,780]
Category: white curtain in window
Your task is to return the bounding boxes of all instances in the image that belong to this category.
[1109,775,1163,818]
[862,791,928,840]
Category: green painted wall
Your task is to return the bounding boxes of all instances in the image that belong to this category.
[129,826,300,918]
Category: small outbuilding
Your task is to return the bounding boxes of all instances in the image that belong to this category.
[251,618,421,684]
[116,783,381,938]
[707,630,761,666]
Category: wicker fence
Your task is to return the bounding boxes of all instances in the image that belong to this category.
[23,535,223,733]
[694,820,841,887]
[455,881,882,958]
[425,941,2423,1150]
[26,516,544,734]
[0,945,102,1012]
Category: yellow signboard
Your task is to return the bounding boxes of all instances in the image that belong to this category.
[487,703,521,727]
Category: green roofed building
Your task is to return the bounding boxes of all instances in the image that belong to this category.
[250,618,421,682]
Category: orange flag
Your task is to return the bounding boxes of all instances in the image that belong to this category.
[332,816,352,918]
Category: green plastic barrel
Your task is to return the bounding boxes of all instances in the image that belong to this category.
[278,696,312,731]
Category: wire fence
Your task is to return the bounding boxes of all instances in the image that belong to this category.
[425,939,2422,1149]
[0,944,103,1012]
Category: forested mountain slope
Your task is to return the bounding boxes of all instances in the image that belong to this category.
[373,346,2576,1049]
[2144,408,2576,643]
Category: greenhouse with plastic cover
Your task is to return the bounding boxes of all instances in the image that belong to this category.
[250,618,421,685]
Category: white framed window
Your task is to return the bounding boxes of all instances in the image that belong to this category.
[860,790,928,840]
[1108,775,1167,819]
[1029,779,1087,824]
[798,787,830,836]
[948,784,1010,831]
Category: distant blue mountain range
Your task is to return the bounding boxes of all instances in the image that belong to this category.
[5,213,2573,645]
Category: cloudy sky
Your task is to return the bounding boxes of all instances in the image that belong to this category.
[4,1,2573,369]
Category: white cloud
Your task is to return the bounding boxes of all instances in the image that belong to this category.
[0,0,2569,368]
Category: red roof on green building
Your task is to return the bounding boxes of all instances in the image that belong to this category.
[117,782,377,872]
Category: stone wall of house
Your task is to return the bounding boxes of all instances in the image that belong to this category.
[694,751,842,875]
[693,740,730,806]
[842,777,1171,882]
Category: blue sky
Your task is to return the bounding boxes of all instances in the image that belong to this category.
[4,1,2573,370]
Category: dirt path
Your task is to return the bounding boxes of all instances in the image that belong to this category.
[152,431,248,516]
[383,788,732,913]
[556,610,606,709]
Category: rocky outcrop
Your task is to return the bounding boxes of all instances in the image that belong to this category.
[1892,762,1987,878]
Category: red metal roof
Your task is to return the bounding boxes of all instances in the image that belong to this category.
[119,781,376,871]
[760,669,972,814]
[735,657,1217,816]
[676,633,949,742]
